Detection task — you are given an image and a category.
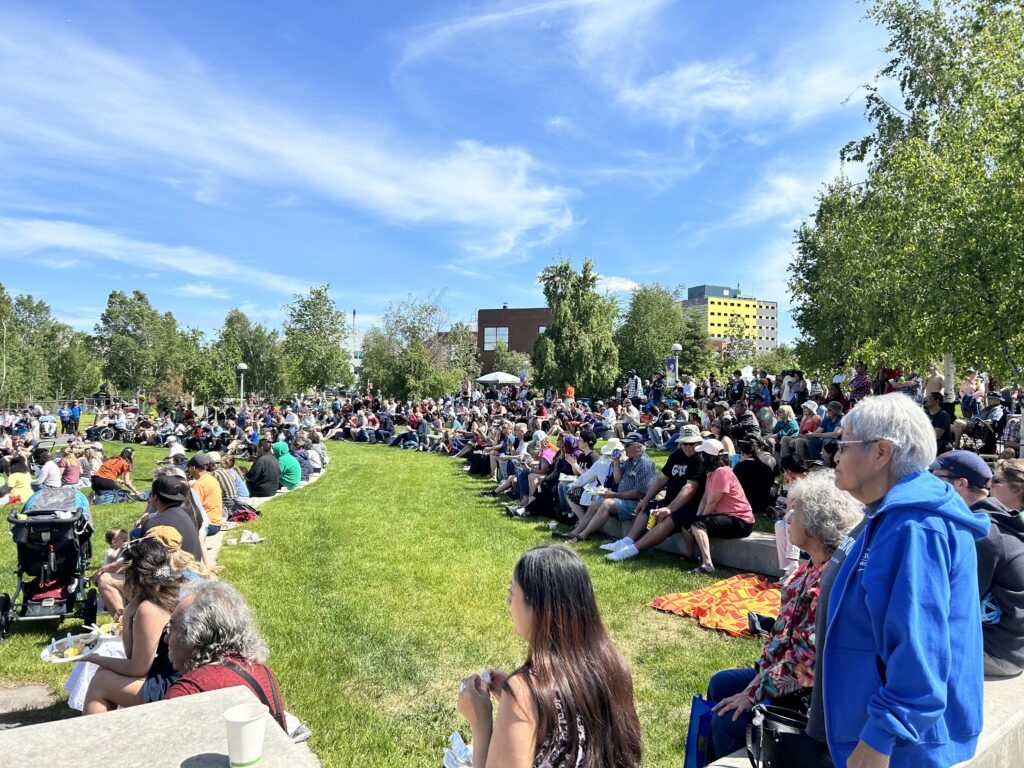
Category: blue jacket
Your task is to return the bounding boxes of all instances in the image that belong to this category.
[824,471,990,768]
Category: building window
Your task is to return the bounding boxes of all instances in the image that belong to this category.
[483,326,509,351]
[538,325,546,334]
[723,289,730,295]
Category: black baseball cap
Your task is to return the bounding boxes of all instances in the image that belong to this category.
[186,454,213,469]
[151,474,188,503]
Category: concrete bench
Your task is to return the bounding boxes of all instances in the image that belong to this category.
[599,518,784,577]
[0,685,320,767]
[708,672,1024,767]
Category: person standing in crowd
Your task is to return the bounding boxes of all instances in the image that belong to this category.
[816,393,989,768]
[925,391,954,455]
[929,451,1024,679]
[58,402,72,435]
[69,400,82,433]
[624,369,644,402]
[457,546,641,768]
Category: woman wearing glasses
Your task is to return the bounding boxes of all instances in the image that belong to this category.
[812,393,990,768]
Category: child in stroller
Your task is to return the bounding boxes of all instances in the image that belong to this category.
[0,486,96,637]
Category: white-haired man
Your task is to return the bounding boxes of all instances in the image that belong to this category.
[811,393,989,768]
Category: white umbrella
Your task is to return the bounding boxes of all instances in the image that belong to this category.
[476,371,522,385]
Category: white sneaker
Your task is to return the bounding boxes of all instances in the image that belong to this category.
[606,544,639,562]
[599,539,626,552]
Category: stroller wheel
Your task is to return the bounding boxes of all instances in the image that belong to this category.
[0,593,10,639]
[81,588,98,629]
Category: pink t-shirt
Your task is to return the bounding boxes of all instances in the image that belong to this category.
[706,467,754,523]
[540,446,557,465]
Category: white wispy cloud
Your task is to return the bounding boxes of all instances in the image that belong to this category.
[399,1,879,136]
[0,11,573,256]
[0,217,312,296]
[596,274,639,293]
[543,115,576,135]
[171,282,231,300]
[729,157,845,228]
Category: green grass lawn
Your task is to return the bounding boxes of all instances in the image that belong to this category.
[1,441,762,767]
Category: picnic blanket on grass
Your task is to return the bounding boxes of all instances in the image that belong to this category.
[649,573,781,637]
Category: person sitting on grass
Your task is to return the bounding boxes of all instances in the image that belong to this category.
[31,448,61,490]
[554,432,656,544]
[4,454,33,505]
[187,454,223,536]
[79,536,183,714]
[244,439,280,498]
[273,439,301,491]
[504,432,558,516]
[677,438,755,573]
[563,438,621,521]
[602,424,706,562]
[457,545,642,768]
[91,447,140,496]
[163,581,289,731]
[704,471,862,762]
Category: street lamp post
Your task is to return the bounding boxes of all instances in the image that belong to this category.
[237,363,248,404]
[670,343,682,389]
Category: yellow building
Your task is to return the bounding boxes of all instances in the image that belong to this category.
[683,284,778,352]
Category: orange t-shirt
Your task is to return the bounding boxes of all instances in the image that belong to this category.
[95,457,131,481]
[565,385,575,399]
[193,472,223,527]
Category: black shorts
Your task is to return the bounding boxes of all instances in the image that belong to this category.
[689,514,753,539]
[669,507,699,531]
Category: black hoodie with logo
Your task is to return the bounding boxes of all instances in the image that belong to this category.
[973,496,1024,671]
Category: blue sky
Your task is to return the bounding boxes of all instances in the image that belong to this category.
[0,1,888,342]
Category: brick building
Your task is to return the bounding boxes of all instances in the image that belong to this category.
[477,304,552,374]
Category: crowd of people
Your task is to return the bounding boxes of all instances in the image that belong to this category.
[3,361,1023,767]
[334,363,1019,768]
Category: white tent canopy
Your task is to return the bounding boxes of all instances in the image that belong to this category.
[476,371,522,385]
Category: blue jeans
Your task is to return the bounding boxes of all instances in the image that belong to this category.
[516,468,531,499]
[556,481,572,512]
[707,667,757,761]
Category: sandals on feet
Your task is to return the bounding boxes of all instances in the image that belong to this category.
[690,564,715,574]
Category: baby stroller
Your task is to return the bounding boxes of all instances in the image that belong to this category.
[0,487,96,639]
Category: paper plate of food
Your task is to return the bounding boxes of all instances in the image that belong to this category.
[40,632,101,663]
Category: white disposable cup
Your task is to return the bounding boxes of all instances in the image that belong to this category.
[224,702,269,767]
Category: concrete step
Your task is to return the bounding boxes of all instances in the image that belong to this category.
[598,519,783,577]
[707,663,1024,767]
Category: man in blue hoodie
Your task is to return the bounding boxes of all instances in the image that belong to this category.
[822,394,989,768]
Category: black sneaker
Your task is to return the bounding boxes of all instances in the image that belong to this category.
[478,490,497,497]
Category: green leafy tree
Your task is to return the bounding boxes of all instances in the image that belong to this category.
[282,285,352,392]
[361,294,479,400]
[531,258,618,396]
[747,344,801,375]
[492,340,530,379]
[792,0,1024,384]
[94,290,179,394]
[212,308,286,399]
[615,284,713,380]
[721,314,757,371]
[49,328,103,400]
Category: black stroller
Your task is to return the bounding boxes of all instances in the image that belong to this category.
[1,487,97,638]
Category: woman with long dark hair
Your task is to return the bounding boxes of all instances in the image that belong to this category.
[457,545,642,767]
[80,536,183,713]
